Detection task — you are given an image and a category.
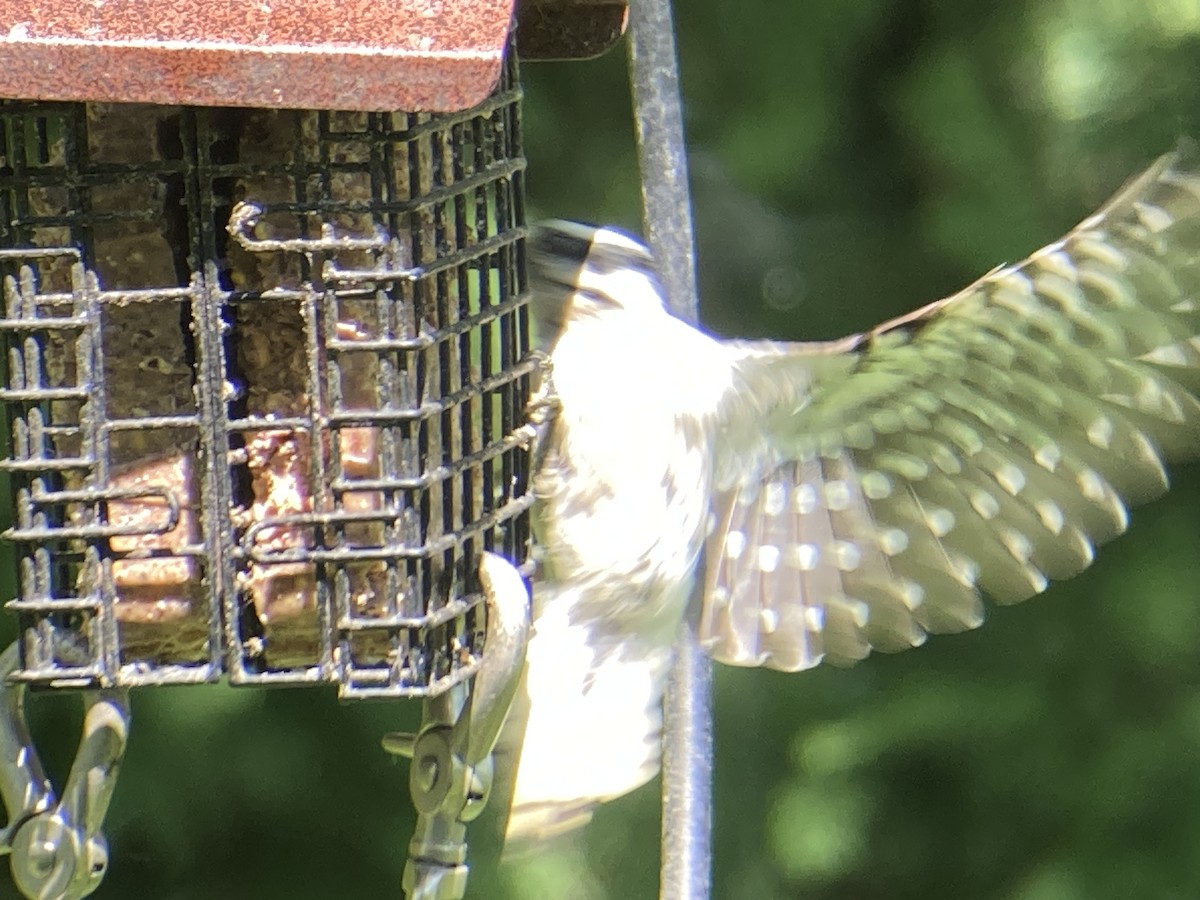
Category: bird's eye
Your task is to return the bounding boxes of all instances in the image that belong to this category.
[537,228,593,267]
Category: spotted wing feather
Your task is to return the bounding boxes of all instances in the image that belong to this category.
[702,146,1200,669]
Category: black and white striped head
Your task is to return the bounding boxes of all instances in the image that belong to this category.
[528,219,667,346]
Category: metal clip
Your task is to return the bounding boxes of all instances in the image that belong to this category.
[0,644,130,900]
[382,552,531,899]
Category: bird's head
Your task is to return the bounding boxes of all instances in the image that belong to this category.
[528,219,667,348]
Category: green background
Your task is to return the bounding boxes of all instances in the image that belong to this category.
[5,1,1200,898]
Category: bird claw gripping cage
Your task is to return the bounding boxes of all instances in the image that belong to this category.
[0,2,627,897]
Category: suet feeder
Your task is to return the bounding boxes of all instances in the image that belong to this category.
[0,2,634,897]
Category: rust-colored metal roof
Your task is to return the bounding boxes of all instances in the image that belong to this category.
[0,0,522,111]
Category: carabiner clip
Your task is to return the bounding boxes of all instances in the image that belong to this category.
[0,643,130,900]
[382,552,531,900]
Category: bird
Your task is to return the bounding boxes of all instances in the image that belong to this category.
[503,146,1200,844]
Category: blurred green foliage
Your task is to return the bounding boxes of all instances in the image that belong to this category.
[5,0,1200,897]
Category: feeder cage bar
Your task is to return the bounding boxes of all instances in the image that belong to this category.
[0,54,535,700]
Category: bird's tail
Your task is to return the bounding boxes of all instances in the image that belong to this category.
[502,591,674,845]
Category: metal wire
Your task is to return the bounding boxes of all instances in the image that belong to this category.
[625,2,714,898]
[0,55,536,699]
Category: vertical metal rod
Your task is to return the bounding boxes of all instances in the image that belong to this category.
[627,0,700,322]
[625,3,713,900]
[657,605,714,900]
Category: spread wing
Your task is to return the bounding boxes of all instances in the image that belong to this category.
[701,146,1200,670]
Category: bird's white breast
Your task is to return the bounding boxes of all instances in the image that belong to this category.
[538,309,735,606]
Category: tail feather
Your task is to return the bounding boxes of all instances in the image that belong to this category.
[503,589,672,845]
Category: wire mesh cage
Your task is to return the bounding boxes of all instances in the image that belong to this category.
[0,55,536,699]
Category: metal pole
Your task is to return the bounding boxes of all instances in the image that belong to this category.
[625,3,713,899]
[657,606,713,900]
[627,0,700,323]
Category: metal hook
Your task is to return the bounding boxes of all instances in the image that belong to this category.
[225,201,424,283]
[382,552,531,900]
[0,643,130,900]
